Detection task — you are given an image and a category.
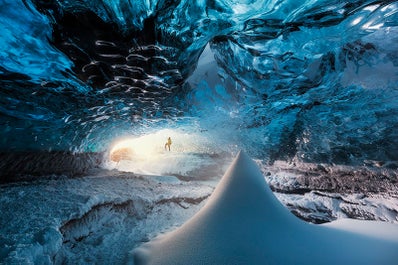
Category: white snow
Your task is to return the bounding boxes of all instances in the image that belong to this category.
[0,172,213,264]
[323,218,398,242]
[1,151,397,264]
[131,151,398,265]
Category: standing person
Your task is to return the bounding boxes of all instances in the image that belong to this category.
[165,137,172,151]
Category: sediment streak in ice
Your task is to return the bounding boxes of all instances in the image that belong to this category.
[132,151,398,265]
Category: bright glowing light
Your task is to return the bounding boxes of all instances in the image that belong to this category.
[107,129,225,176]
[110,135,161,162]
[110,129,209,160]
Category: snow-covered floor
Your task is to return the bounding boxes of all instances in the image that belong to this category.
[132,151,398,265]
[263,161,398,224]
[1,152,397,264]
[0,171,214,264]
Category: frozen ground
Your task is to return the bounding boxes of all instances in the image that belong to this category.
[132,151,398,265]
[262,160,398,224]
[1,152,397,264]
[0,170,214,264]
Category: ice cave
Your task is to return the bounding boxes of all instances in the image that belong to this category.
[1,0,398,264]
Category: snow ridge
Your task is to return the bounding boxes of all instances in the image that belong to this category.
[131,151,398,265]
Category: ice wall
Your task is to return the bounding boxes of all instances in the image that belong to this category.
[1,0,398,168]
[208,1,398,164]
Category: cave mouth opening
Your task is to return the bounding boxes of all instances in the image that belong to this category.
[105,128,232,178]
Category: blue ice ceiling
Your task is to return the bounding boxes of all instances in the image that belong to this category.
[1,0,398,165]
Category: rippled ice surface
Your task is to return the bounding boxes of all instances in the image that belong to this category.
[1,0,398,168]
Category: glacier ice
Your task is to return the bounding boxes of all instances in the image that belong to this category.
[1,0,398,170]
[1,1,398,264]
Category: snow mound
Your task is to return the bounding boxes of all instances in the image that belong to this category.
[131,151,398,265]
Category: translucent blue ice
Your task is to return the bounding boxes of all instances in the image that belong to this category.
[0,0,73,82]
[0,0,398,166]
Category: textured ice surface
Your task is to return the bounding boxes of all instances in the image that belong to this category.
[0,0,397,170]
[2,1,398,264]
[0,171,214,264]
[2,1,398,262]
[261,160,398,223]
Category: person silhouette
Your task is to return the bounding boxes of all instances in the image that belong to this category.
[165,137,172,151]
